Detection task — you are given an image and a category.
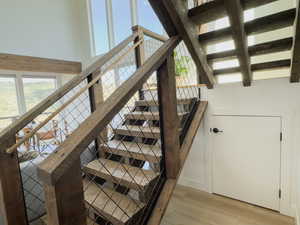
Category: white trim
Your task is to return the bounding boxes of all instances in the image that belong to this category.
[15,73,26,114]
[86,0,97,58]
[130,0,138,26]
[294,204,300,225]
[106,0,115,49]
[179,177,205,190]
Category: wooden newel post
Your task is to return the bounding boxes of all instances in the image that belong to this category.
[132,25,146,100]
[88,71,108,157]
[157,53,181,179]
[42,160,86,225]
[0,136,28,225]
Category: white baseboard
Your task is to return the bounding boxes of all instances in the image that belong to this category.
[178,177,208,191]
[292,204,300,225]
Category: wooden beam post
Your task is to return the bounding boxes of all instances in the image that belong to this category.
[132,26,146,100]
[157,54,181,179]
[291,0,300,83]
[225,0,252,86]
[43,160,86,225]
[149,0,215,88]
[88,72,108,157]
[0,136,28,225]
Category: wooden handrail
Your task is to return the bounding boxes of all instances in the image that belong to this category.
[143,83,206,91]
[6,38,143,154]
[37,36,181,185]
[0,53,82,74]
[133,25,169,42]
[0,31,139,150]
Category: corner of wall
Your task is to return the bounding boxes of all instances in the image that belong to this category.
[292,204,299,225]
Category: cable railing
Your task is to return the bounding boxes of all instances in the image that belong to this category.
[0,25,203,225]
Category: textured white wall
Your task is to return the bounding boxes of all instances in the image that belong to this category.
[178,77,300,217]
[0,0,91,65]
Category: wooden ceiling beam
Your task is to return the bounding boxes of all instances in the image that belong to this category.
[207,37,293,62]
[199,8,296,45]
[188,0,277,25]
[224,0,252,86]
[290,0,300,82]
[214,59,291,75]
[149,0,216,88]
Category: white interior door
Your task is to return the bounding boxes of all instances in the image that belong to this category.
[212,115,281,211]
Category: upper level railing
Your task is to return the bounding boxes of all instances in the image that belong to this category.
[0,26,201,225]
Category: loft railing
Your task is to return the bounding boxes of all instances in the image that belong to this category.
[0,26,202,225]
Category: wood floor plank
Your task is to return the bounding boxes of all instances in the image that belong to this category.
[161,185,295,225]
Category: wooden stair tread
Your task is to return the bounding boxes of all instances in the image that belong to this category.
[40,215,95,225]
[84,158,159,190]
[83,179,144,225]
[125,111,187,120]
[101,140,162,163]
[135,98,193,107]
[114,125,161,139]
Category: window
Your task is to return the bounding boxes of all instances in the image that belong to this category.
[0,77,19,117]
[23,77,56,111]
[89,0,165,56]
[137,0,164,34]
[91,0,109,55]
[112,0,132,44]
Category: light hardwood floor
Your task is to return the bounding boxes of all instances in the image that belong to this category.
[161,185,295,225]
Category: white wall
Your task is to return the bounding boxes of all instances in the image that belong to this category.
[0,0,91,65]
[178,77,300,217]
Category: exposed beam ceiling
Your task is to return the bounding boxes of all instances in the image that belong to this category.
[214,59,291,75]
[199,8,296,45]
[224,0,252,86]
[149,0,216,88]
[290,0,300,82]
[207,37,293,62]
[188,0,277,25]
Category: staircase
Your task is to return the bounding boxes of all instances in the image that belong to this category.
[0,25,207,225]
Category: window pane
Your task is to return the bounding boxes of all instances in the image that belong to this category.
[0,118,12,131]
[112,0,131,44]
[23,77,56,111]
[138,0,164,34]
[91,0,109,55]
[0,77,19,117]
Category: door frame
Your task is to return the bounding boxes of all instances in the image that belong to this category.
[207,112,292,216]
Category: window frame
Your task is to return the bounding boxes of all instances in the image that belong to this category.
[0,70,62,124]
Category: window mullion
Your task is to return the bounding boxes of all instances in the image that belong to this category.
[106,0,115,49]
[15,73,26,114]
[130,0,138,26]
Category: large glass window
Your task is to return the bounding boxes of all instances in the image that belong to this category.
[112,0,132,44]
[0,77,19,117]
[137,0,164,34]
[91,0,109,55]
[23,77,56,111]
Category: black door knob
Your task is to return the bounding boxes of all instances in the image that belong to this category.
[212,128,223,133]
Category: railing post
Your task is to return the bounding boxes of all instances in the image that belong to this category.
[88,71,108,157]
[157,53,181,179]
[0,136,28,225]
[132,25,146,100]
[43,160,86,225]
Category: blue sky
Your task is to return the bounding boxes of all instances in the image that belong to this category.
[91,0,164,55]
